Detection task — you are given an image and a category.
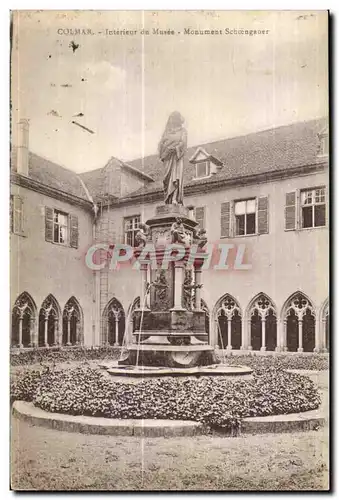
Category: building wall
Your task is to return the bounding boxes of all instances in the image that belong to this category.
[10,166,329,350]
[99,168,329,346]
[10,183,95,345]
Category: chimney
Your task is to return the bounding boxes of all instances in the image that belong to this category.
[16,119,29,176]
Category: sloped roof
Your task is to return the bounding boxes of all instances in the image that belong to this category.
[11,148,89,200]
[126,117,328,198]
[11,117,328,203]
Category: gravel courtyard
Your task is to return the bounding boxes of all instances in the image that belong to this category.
[11,418,329,491]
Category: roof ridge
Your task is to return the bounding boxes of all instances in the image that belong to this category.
[126,116,328,166]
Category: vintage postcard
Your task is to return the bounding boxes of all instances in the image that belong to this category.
[10,10,329,491]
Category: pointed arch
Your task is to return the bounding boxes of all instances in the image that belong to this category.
[281,291,315,319]
[320,297,329,351]
[320,297,329,320]
[213,294,242,350]
[38,294,61,347]
[102,297,125,346]
[62,296,84,346]
[11,292,37,348]
[246,292,277,320]
[246,293,277,351]
[282,292,316,352]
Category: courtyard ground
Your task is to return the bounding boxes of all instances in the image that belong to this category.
[10,368,329,491]
[11,418,329,491]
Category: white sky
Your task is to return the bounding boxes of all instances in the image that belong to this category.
[11,10,328,173]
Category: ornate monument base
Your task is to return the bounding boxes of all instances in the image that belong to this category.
[117,204,218,369]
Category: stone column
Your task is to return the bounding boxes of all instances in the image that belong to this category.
[241,317,251,350]
[314,317,321,353]
[213,317,219,348]
[76,321,81,345]
[18,313,23,348]
[275,318,281,351]
[43,314,48,347]
[276,319,288,352]
[321,317,327,352]
[297,318,303,352]
[114,317,119,346]
[260,317,266,351]
[54,318,59,346]
[227,318,232,350]
[66,318,71,346]
[194,268,202,310]
[173,262,184,310]
[29,317,36,347]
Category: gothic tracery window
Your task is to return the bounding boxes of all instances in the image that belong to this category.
[249,294,277,351]
[216,295,242,350]
[38,295,60,347]
[102,298,125,346]
[285,293,315,352]
[11,292,36,348]
[62,297,83,346]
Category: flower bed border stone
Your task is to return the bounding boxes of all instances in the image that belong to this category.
[12,401,326,437]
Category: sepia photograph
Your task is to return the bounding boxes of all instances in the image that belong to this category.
[10,9,329,491]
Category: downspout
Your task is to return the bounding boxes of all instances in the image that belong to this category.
[78,177,99,346]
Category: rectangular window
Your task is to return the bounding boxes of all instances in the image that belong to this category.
[45,207,78,247]
[301,188,326,228]
[124,215,140,247]
[10,195,24,234]
[53,210,69,244]
[195,162,210,179]
[234,199,256,236]
[194,206,205,229]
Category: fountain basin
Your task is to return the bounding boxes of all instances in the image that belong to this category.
[117,343,218,368]
[100,361,253,381]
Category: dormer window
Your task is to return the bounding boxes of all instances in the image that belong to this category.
[195,161,210,179]
[190,147,223,180]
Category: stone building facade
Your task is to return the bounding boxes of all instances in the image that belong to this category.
[10,117,329,353]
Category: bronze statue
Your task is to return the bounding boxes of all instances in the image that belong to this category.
[158,111,187,205]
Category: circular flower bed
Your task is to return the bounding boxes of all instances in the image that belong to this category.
[11,365,321,433]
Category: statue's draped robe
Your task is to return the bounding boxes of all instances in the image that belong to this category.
[159,127,187,204]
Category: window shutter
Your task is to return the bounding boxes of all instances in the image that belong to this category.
[45,206,54,242]
[258,196,269,234]
[70,214,79,248]
[220,202,230,238]
[195,206,205,229]
[12,195,23,233]
[285,192,296,230]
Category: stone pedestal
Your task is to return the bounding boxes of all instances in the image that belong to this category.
[119,204,217,368]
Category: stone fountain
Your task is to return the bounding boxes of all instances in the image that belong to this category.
[118,204,217,368]
[103,203,252,379]
[103,112,252,379]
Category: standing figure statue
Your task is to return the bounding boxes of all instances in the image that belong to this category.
[158,111,187,205]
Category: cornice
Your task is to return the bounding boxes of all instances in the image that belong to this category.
[108,161,329,208]
[11,173,93,210]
